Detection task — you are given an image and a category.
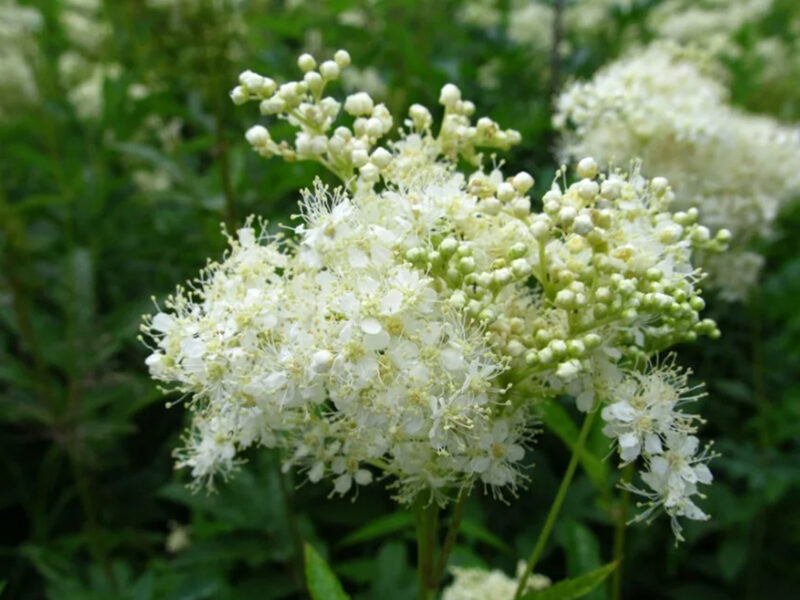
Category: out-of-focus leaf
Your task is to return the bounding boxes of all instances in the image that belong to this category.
[558,520,606,600]
[717,537,748,582]
[519,561,618,600]
[304,543,350,600]
[460,519,512,554]
[541,403,607,491]
[337,511,413,547]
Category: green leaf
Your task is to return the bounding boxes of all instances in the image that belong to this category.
[337,511,414,547]
[541,402,607,490]
[0,581,6,596]
[520,561,618,600]
[304,543,350,600]
[559,520,606,600]
[459,519,512,554]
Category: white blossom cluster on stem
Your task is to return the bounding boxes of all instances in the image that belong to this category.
[554,42,800,300]
[601,357,714,540]
[457,0,634,55]
[442,562,550,600]
[0,0,43,120]
[144,50,724,537]
[646,0,775,58]
[57,0,118,121]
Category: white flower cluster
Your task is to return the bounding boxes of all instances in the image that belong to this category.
[0,0,43,120]
[601,358,714,539]
[144,0,266,62]
[232,49,520,193]
[459,0,634,55]
[647,0,774,58]
[442,562,550,600]
[555,42,800,299]
[58,0,117,121]
[144,51,722,535]
[506,0,554,53]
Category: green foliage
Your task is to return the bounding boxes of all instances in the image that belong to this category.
[304,544,350,600]
[519,561,618,600]
[1,1,799,599]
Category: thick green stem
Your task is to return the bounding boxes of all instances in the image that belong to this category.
[514,408,597,599]
[414,499,440,600]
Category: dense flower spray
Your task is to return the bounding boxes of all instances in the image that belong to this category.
[442,562,550,599]
[647,0,775,58]
[144,50,727,537]
[555,42,800,300]
[0,0,43,120]
[458,0,634,54]
[57,0,117,120]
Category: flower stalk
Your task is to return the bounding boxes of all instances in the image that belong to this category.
[514,408,598,599]
[414,499,440,600]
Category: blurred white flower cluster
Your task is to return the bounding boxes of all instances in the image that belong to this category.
[647,0,774,58]
[0,0,43,120]
[58,0,117,120]
[442,562,550,600]
[144,0,266,62]
[555,43,800,300]
[144,50,724,534]
[458,0,634,54]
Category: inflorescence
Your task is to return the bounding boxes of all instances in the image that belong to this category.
[142,49,727,537]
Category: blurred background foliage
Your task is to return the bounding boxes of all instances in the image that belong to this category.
[1,0,799,599]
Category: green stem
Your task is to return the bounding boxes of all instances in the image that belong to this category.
[746,288,767,599]
[611,464,632,600]
[276,454,308,599]
[414,499,440,600]
[433,490,468,583]
[514,408,597,599]
[68,446,117,590]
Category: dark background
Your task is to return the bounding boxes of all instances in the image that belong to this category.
[2,1,799,598]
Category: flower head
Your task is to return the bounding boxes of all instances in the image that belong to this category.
[144,50,722,536]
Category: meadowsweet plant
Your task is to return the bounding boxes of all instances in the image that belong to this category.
[0,0,43,120]
[458,0,634,55]
[555,42,800,300]
[57,0,117,121]
[442,563,550,600]
[646,0,775,57]
[143,49,728,598]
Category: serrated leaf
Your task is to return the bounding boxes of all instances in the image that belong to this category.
[520,561,618,600]
[337,511,413,547]
[304,543,350,600]
[541,402,607,490]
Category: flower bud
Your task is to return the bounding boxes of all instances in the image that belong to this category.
[319,60,340,79]
[245,125,270,147]
[344,92,374,116]
[511,258,531,278]
[230,86,248,105]
[370,147,392,168]
[576,157,598,179]
[439,83,461,107]
[297,53,317,72]
[333,49,351,68]
[512,171,534,192]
